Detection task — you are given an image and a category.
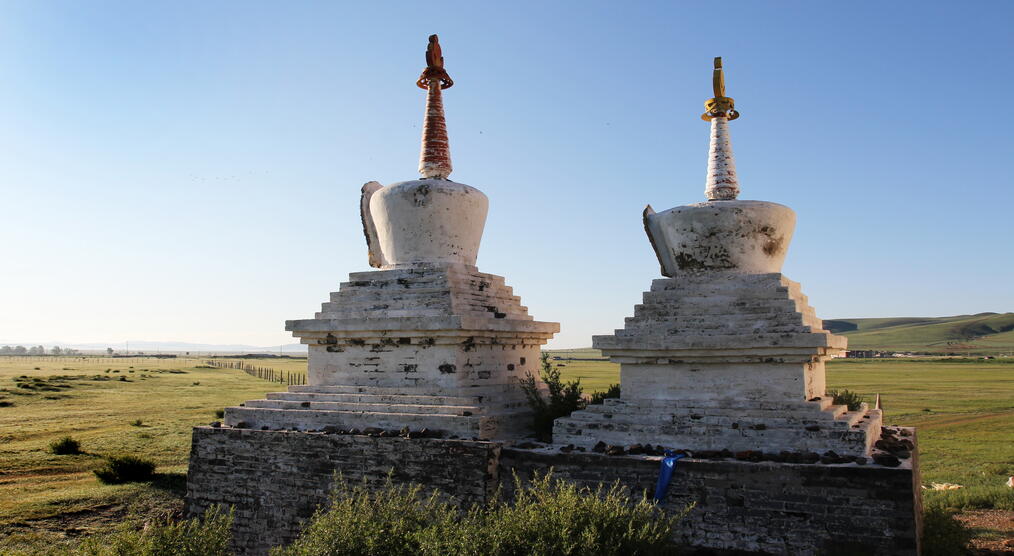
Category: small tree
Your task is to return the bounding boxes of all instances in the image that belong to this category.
[106,347,114,356]
[50,346,62,356]
[828,389,865,411]
[519,353,585,442]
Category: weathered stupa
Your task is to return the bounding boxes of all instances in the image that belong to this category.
[225,36,558,439]
[554,58,883,457]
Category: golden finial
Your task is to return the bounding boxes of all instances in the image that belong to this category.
[702,57,739,121]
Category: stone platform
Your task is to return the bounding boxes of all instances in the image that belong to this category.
[186,426,922,555]
[555,272,882,457]
[224,263,558,439]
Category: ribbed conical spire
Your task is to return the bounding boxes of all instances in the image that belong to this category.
[702,57,741,201]
[416,35,454,180]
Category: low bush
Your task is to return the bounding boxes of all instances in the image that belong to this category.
[519,353,585,442]
[94,454,156,484]
[921,506,972,555]
[49,436,81,455]
[589,383,621,405]
[78,504,233,556]
[274,474,688,556]
[827,388,865,411]
[214,409,225,419]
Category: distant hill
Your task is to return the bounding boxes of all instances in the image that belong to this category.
[823,313,1014,354]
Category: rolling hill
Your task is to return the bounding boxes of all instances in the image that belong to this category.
[823,312,1014,354]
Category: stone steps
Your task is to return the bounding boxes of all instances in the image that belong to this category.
[316,308,532,321]
[331,288,522,305]
[224,406,485,437]
[287,383,527,397]
[552,416,878,457]
[243,399,484,415]
[266,391,491,406]
[600,396,837,411]
[563,407,854,430]
[626,311,807,327]
[612,320,811,334]
[223,405,536,440]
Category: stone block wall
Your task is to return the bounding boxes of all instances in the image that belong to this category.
[185,427,499,554]
[499,448,921,555]
[185,426,921,555]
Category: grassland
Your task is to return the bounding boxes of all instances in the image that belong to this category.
[1,354,1011,552]
[0,356,278,553]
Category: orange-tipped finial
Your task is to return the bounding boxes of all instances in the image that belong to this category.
[417,35,453,179]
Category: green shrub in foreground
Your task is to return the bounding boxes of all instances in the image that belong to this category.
[274,473,689,556]
[921,506,972,556]
[94,454,156,484]
[78,505,233,556]
[49,436,82,455]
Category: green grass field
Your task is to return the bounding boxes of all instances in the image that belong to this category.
[0,354,1011,552]
[0,356,279,553]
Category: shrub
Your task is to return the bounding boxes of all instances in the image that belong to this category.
[94,454,156,484]
[589,383,621,405]
[49,436,81,455]
[921,507,972,556]
[132,419,144,427]
[827,388,865,411]
[274,478,459,556]
[78,504,233,556]
[519,353,585,442]
[274,474,688,556]
[214,409,225,419]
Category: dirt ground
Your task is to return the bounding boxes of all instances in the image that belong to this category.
[958,510,1014,554]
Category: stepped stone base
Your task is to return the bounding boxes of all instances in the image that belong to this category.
[226,263,557,440]
[186,426,921,555]
[556,272,880,456]
[224,384,532,439]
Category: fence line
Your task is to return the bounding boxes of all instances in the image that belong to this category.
[204,360,307,386]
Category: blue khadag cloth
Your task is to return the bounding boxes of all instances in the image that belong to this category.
[653,451,687,502]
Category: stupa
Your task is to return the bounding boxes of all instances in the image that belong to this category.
[225,36,558,440]
[554,58,882,457]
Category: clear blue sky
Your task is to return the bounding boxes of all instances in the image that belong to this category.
[1,1,1011,349]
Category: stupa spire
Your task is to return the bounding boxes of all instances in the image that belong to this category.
[702,57,740,201]
[416,35,454,180]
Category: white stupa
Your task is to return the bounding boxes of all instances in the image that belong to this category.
[225,36,558,440]
[554,58,882,457]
